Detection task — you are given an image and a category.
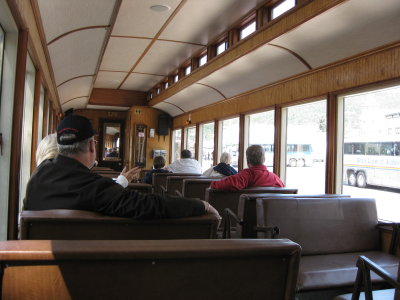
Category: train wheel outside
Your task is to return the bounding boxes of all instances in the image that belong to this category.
[289,159,297,167]
[297,159,305,167]
[356,172,367,188]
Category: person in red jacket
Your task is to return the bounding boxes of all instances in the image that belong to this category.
[210,145,284,191]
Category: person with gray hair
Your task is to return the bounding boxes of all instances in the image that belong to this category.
[36,133,58,166]
[202,152,237,177]
[211,145,284,191]
[167,149,202,174]
[25,114,220,220]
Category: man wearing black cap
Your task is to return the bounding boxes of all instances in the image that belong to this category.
[24,114,220,219]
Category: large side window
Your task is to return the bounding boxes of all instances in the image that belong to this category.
[219,117,239,170]
[339,84,400,222]
[171,128,182,162]
[244,110,275,170]
[184,126,196,158]
[198,122,214,172]
[0,24,4,105]
[282,100,327,194]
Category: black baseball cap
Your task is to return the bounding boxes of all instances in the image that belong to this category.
[57,114,96,145]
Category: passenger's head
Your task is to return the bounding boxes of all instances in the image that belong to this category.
[153,156,166,169]
[36,133,58,166]
[57,114,97,168]
[181,149,192,159]
[219,152,232,164]
[246,145,265,166]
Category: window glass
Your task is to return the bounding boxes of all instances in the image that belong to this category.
[37,86,45,143]
[184,126,196,158]
[245,110,275,170]
[284,100,327,194]
[199,122,214,172]
[0,24,4,103]
[216,41,227,55]
[19,55,35,209]
[272,0,296,19]
[199,54,207,67]
[185,65,191,76]
[171,129,182,162]
[220,117,239,170]
[173,74,179,83]
[341,85,400,222]
[164,81,169,89]
[240,20,256,40]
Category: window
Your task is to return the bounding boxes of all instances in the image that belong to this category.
[37,86,45,143]
[171,129,182,162]
[271,0,296,20]
[245,110,275,169]
[173,74,179,83]
[240,20,256,40]
[216,40,228,55]
[219,117,239,170]
[164,81,169,89]
[283,100,327,194]
[156,87,160,95]
[185,65,191,76]
[0,24,4,104]
[199,54,207,67]
[199,122,214,172]
[340,84,400,222]
[184,126,196,158]
[19,55,36,210]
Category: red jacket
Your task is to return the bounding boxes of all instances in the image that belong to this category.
[210,165,284,191]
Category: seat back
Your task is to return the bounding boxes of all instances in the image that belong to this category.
[182,178,221,200]
[0,239,301,300]
[127,183,153,194]
[205,187,298,215]
[20,210,219,240]
[165,176,202,196]
[256,197,380,255]
[153,173,201,194]
[237,194,350,238]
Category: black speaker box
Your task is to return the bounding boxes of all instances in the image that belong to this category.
[158,114,171,136]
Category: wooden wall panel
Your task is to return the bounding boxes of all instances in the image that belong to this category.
[89,88,147,107]
[128,106,171,170]
[173,43,400,128]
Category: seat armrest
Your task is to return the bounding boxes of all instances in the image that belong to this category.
[222,208,242,239]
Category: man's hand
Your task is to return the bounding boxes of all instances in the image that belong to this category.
[202,201,221,220]
[120,166,141,182]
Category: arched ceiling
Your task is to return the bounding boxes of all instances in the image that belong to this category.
[34,0,400,116]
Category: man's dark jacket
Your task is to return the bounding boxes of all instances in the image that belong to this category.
[24,155,205,219]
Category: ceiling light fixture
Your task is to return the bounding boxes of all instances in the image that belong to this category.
[150,5,170,12]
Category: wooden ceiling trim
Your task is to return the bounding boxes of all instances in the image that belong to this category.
[269,43,312,70]
[47,25,110,45]
[88,88,146,107]
[163,101,186,113]
[117,0,188,89]
[57,74,94,88]
[196,83,227,99]
[62,96,88,105]
[86,0,122,109]
[111,34,206,47]
[148,0,347,107]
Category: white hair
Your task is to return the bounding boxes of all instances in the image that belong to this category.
[219,152,232,164]
[36,133,58,166]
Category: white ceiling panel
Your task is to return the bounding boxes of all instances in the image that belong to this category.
[135,40,203,75]
[200,45,308,98]
[58,76,93,104]
[121,73,164,91]
[62,97,88,112]
[95,71,128,89]
[100,37,151,72]
[87,105,130,111]
[161,0,265,44]
[165,84,225,114]
[272,0,400,69]
[48,28,107,85]
[153,102,185,117]
[38,0,116,42]
[112,0,181,38]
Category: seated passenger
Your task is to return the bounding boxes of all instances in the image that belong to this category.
[167,149,202,174]
[35,133,131,188]
[202,152,237,178]
[25,114,220,220]
[143,155,171,184]
[210,145,284,191]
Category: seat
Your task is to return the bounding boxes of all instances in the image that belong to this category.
[20,209,219,240]
[182,178,221,200]
[127,182,152,194]
[152,173,201,194]
[0,239,301,300]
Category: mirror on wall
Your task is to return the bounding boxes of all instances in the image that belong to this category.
[102,122,121,161]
